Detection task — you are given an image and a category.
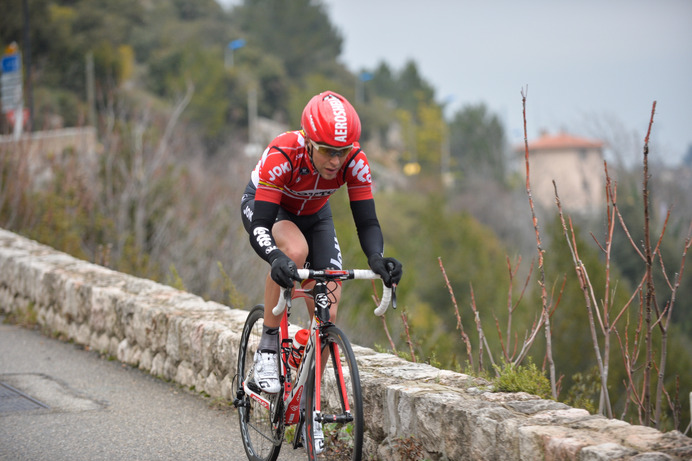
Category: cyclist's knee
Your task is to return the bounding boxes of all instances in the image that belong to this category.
[283,246,308,266]
[272,221,308,264]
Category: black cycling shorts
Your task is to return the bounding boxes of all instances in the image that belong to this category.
[241,182,343,270]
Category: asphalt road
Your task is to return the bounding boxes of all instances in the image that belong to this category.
[0,319,305,461]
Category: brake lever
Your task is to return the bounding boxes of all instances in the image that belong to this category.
[391,284,397,309]
[283,287,292,309]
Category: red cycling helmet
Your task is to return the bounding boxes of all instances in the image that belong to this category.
[301,91,361,147]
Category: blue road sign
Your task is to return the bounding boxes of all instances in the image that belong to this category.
[229,39,246,50]
[1,54,20,74]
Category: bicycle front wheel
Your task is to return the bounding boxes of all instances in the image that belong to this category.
[236,305,283,461]
[304,325,364,461]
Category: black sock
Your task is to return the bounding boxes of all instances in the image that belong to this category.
[259,325,279,353]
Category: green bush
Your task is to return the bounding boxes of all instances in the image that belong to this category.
[564,367,600,414]
[493,359,552,400]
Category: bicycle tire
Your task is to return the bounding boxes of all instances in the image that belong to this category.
[237,305,283,461]
[304,325,364,461]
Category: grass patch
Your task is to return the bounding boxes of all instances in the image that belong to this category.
[3,302,39,328]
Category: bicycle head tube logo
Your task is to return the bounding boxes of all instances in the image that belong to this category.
[315,292,329,310]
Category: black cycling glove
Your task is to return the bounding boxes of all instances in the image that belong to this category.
[368,254,403,288]
[270,254,297,288]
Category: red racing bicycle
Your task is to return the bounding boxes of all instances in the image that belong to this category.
[234,268,394,460]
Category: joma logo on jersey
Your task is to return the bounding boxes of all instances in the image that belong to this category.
[267,161,291,181]
[349,158,371,183]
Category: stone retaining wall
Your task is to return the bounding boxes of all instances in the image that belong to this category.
[1,228,690,460]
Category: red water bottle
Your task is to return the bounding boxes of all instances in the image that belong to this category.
[288,329,309,370]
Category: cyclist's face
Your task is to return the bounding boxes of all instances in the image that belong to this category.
[309,140,351,179]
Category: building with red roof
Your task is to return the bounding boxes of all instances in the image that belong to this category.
[517,131,605,213]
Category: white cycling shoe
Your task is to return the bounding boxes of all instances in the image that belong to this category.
[253,351,281,394]
[303,412,325,455]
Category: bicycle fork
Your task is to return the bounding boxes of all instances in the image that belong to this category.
[312,329,354,425]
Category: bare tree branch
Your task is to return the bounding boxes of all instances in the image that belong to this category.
[521,86,557,398]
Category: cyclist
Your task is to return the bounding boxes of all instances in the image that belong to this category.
[240,90,402,449]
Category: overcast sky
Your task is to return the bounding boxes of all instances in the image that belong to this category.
[221,0,692,165]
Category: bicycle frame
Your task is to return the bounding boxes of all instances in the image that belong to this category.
[242,279,344,427]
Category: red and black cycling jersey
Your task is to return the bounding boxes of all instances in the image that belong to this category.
[250,130,373,214]
[243,130,383,265]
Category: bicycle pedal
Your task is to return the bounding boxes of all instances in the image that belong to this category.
[246,380,263,394]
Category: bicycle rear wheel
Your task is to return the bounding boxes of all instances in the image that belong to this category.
[236,305,283,461]
[304,325,364,460]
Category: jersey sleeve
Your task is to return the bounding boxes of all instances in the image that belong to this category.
[350,198,384,258]
[344,150,383,257]
[344,150,374,202]
[253,134,297,204]
[248,133,299,264]
[248,200,285,264]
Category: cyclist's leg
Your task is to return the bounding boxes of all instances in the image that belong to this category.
[252,220,309,392]
[241,183,310,330]
[262,219,309,328]
[304,202,343,322]
[242,185,309,392]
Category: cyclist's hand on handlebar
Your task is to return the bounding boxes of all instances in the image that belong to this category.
[368,254,403,288]
[270,254,297,288]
